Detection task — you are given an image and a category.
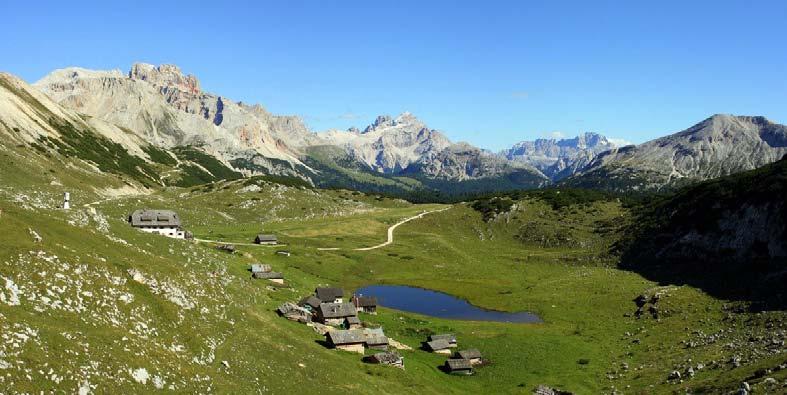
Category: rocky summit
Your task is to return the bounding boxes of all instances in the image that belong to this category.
[563,114,787,191]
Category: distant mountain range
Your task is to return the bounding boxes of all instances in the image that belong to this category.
[501,132,620,181]
[1,62,784,197]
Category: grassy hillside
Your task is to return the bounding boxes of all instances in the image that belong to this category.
[1,135,786,393]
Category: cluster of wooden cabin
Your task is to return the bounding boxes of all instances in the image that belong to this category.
[277,287,403,368]
[423,334,484,375]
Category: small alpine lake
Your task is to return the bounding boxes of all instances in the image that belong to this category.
[355,285,542,323]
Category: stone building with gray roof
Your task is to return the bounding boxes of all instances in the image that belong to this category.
[128,209,186,239]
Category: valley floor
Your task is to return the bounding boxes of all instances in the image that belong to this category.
[0,178,785,394]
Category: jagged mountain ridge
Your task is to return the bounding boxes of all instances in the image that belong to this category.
[314,113,546,182]
[502,132,620,180]
[33,64,547,187]
[20,64,787,196]
[34,64,312,179]
[563,114,787,191]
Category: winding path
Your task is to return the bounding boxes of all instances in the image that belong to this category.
[317,206,451,252]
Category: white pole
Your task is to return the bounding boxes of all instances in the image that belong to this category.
[63,192,70,210]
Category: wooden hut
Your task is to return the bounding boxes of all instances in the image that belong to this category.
[444,359,473,375]
[325,330,366,354]
[352,295,378,314]
[363,328,389,350]
[315,302,357,326]
[344,316,362,330]
[453,349,483,365]
[254,234,278,245]
[428,334,457,348]
[315,287,344,303]
[250,264,271,274]
[424,339,452,354]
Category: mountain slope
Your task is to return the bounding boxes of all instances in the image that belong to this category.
[0,72,249,190]
[562,115,787,191]
[619,155,787,306]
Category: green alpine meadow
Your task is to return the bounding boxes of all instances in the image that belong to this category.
[2,2,787,393]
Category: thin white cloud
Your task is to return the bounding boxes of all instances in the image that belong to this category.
[607,137,635,147]
[337,112,362,120]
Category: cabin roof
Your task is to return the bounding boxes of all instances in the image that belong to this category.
[426,339,451,350]
[315,287,344,302]
[317,302,356,319]
[250,264,271,273]
[255,234,277,241]
[129,209,181,227]
[456,349,482,360]
[298,295,322,309]
[345,316,361,325]
[429,334,456,343]
[353,295,377,307]
[327,329,366,345]
[445,359,472,370]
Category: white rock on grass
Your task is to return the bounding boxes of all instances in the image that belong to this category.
[130,368,149,385]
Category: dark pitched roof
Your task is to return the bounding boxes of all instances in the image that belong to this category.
[317,302,356,319]
[344,316,361,325]
[129,209,181,227]
[455,349,482,360]
[326,329,366,345]
[353,295,377,307]
[298,295,322,309]
[315,287,344,302]
[425,339,451,351]
[428,334,456,343]
[255,234,277,242]
[445,359,472,370]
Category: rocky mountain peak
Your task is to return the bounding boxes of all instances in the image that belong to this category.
[363,115,394,133]
[128,63,200,94]
[394,111,418,125]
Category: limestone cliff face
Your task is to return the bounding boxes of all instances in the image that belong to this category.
[564,115,787,191]
[34,64,313,177]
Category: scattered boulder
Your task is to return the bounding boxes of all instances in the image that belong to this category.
[215,244,236,253]
[533,384,573,395]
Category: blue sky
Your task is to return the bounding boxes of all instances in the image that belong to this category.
[2,1,786,150]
